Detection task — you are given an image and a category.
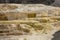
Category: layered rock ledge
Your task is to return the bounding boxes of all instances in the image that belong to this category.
[0,4,60,40]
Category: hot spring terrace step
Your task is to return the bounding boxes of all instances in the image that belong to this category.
[0,20,39,24]
[0,32,23,36]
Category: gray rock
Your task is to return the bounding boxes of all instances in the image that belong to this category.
[52,31,60,40]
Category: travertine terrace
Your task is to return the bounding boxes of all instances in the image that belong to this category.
[0,4,60,40]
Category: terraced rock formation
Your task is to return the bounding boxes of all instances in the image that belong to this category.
[0,4,60,40]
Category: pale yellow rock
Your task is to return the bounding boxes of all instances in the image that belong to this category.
[0,4,60,40]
